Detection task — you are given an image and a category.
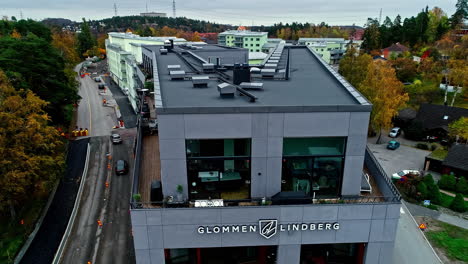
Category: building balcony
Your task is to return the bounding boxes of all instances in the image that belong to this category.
[131,142,401,210]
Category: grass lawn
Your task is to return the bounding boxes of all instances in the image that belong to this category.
[425,220,468,262]
[0,198,48,264]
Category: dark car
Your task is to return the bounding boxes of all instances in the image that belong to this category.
[115,160,128,175]
[387,140,400,150]
[98,84,105,90]
[141,103,150,118]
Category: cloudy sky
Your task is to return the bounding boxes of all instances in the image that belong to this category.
[1,0,457,26]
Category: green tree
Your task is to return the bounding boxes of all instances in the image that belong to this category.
[0,70,65,219]
[358,61,409,141]
[77,18,95,57]
[449,117,468,143]
[438,174,456,191]
[456,178,468,195]
[430,185,442,204]
[451,0,468,28]
[417,182,429,200]
[449,193,467,212]
[338,48,372,88]
[362,18,381,52]
[391,57,418,82]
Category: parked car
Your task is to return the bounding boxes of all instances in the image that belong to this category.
[148,119,158,134]
[115,160,129,175]
[392,169,420,180]
[98,84,105,90]
[94,77,101,82]
[141,103,150,118]
[387,140,400,150]
[111,134,122,144]
[388,127,401,138]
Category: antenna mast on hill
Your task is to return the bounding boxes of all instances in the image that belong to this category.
[114,3,118,17]
[378,8,382,25]
[20,10,23,20]
[172,0,176,18]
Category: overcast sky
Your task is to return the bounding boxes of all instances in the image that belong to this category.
[0,0,457,26]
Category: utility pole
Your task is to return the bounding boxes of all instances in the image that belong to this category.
[172,0,176,18]
[378,8,382,25]
[114,3,118,17]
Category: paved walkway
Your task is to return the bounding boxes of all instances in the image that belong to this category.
[404,201,468,229]
[440,189,468,201]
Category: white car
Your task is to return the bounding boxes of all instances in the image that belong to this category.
[388,127,401,138]
[392,170,420,180]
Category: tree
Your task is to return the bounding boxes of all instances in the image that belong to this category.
[77,18,95,57]
[451,0,468,28]
[338,48,372,88]
[358,61,409,141]
[362,18,381,52]
[430,185,442,204]
[449,193,467,212]
[417,182,429,200]
[391,58,418,83]
[446,60,468,106]
[456,177,468,195]
[438,174,456,191]
[52,29,81,65]
[449,117,468,143]
[0,70,65,219]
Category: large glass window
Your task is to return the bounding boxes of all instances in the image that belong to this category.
[186,139,251,200]
[300,243,365,264]
[165,246,277,264]
[282,137,346,197]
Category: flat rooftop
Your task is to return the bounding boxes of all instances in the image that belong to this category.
[218,30,268,37]
[144,44,371,114]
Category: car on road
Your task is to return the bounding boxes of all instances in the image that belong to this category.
[94,77,101,82]
[111,134,122,144]
[388,127,401,138]
[141,103,150,118]
[387,140,400,150]
[115,160,129,175]
[98,84,105,90]
[392,169,420,180]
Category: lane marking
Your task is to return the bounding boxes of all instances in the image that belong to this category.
[82,76,93,133]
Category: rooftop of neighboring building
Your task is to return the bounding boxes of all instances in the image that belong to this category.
[442,144,468,171]
[383,42,409,52]
[298,38,346,43]
[143,44,371,114]
[108,32,186,42]
[218,30,268,37]
[414,104,468,131]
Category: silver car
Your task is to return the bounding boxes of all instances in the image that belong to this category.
[111,134,122,144]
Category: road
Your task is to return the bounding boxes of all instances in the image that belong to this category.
[367,143,442,264]
[58,65,136,264]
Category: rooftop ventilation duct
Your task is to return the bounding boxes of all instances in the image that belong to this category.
[261,69,276,78]
[217,82,235,98]
[167,65,181,70]
[170,70,185,80]
[240,82,264,90]
[268,59,279,63]
[202,63,215,73]
[250,67,261,74]
[233,63,250,85]
[264,63,277,69]
[159,48,168,55]
[192,76,209,88]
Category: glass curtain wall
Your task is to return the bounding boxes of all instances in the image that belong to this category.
[281,137,346,197]
[186,139,251,200]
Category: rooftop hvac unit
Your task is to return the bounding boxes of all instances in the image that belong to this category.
[192,76,209,88]
[167,65,181,70]
[268,59,279,63]
[202,63,215,73]
[170,70,185,80]
[261,69,276,78]
[264,63,277,69]
[159,48,168,55]
[233,64,250,85]
[217,82,235,97]
[240,82,264,90]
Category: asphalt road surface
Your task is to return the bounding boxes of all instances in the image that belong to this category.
[20,138,89,264]
[58,65,136,264]
[367,144,441,263]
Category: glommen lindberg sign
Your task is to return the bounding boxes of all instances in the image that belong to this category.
[197,219,340,239]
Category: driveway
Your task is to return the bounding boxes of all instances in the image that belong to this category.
[367,143,430,177]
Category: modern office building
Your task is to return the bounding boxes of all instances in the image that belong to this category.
[106,32,189,112]
[298,38,348,64]
[218,30,268,52]
[130,42,401,264]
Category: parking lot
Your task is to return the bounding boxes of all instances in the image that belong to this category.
[367,142,430,178]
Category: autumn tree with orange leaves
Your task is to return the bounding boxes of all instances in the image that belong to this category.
[358,61,409,142]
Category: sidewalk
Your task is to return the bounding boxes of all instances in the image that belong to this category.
[440,189,468,201]
[404,201,468,229]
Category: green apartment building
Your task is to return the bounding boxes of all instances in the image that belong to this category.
[106,32,189,112]
[298,38,347,64]
[218,30,268,52]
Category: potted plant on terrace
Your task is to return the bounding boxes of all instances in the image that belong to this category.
[176,184,184,201]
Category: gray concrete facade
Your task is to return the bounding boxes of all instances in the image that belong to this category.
[132,203,401,264]
[158,111,369,199]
